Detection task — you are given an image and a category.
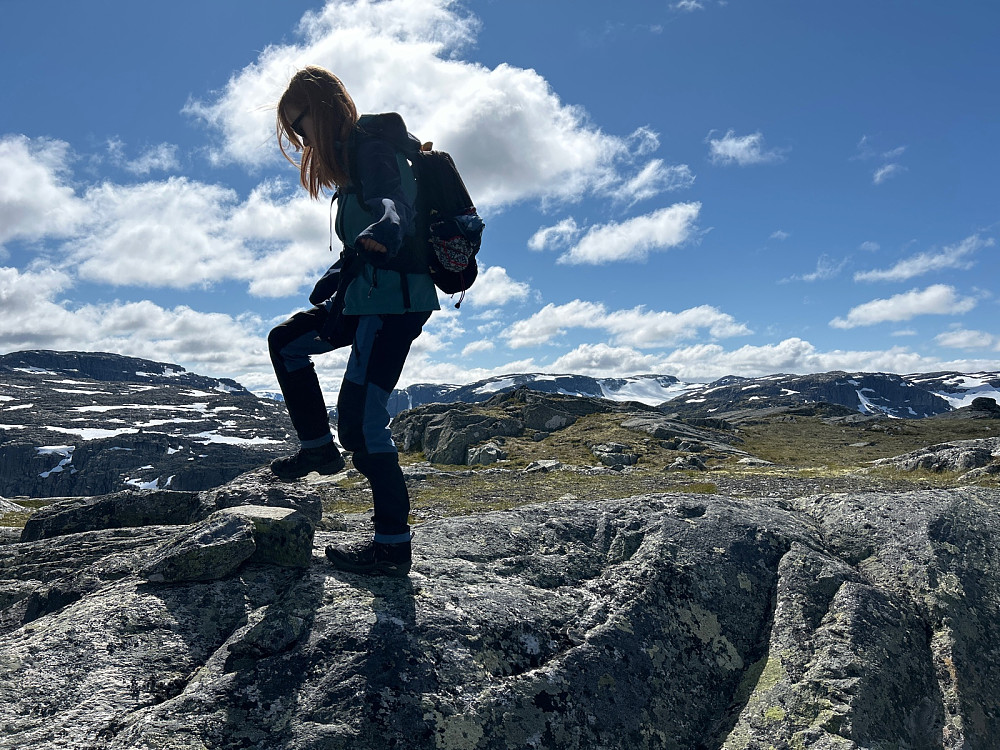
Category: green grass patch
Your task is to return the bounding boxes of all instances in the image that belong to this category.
[735,415,1000,469]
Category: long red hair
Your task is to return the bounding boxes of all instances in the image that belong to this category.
[276,66,358,197]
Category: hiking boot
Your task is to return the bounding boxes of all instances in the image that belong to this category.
[325,538,412,577]
[270,443,345,480]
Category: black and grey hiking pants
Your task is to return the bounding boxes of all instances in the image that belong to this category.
[268,305,430,543]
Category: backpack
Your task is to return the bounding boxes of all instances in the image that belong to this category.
[350,113,485,308]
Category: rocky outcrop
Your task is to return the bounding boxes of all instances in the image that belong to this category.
[870,437,1000,478]
[392,388,662,466]
[2,469,1000,748]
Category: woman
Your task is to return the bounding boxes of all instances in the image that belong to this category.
[268,66,439,577]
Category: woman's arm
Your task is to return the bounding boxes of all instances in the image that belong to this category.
[354,137,416,258]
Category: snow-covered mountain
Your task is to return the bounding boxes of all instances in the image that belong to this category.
[0,351,294,498]
[383,373,701,417]
[382,370,1000,420]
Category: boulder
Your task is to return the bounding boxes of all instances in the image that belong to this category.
[467,441,507,466]
[20,489,209,542]
[139,504,315,583]
[622,415,746,456]
[140,512,257,583]
[591,442,639,468]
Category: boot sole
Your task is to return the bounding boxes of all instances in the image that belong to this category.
[271,455,346,481]
[325,547,411,577]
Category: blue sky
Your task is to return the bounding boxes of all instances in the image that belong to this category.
[1,0,998,396]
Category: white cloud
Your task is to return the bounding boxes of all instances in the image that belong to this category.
[661,338,945,380]
[707,130,783,166]
[782,254,846,283]
[548,343,671,377]
[7,149,332,297]
[616,160,695,205]
[770,230,790,241]
[0,266,269,379]
[854,234,992,282]
[0,136,87,243]
[183,0,657,209]
[528,218,580,251]
[461,339,494,356]
[873,163,905,184]
[502,299,749,349]
[859,241,880,252]
[557,202,701,265]
[462,265,531,307]
[934,328,997,350]
[830,284,977,329]
[673,0,705,10]
[124,143,181,175]
[535,336,985,382]
[70,178,250,288]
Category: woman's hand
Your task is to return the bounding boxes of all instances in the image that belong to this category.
[359,237,387,254]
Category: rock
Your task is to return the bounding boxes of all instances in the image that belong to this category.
[622,414,746,455]
[736,457,775,467]
[871,437,1000,473]
[4,468,1000,748]
[666,455,707,471]
[140,512,258,583]
[591,442,639,468]
[971,397,1000,415]
[139,504,315,583]
[20,489,209,542]
[523,459,563,473]
[204,468,324,525]
[467,442,507,466]
[224,504,315,568]
[392,405,524,466]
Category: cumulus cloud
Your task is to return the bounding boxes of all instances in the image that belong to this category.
[531,336,979,382]
[854,234,992,282]
[934,328,997,350]
[707,130,784,166]
[183,0,659,209]
[502,299,749,349]
[557,202,701,265]
[0,265,269,379]
[528,218,581,251]
[461,265,531,307]
[125,143,181,175]
[616,160,695,205]
[461,339,494,356]
[5,144,332,297]
[0,136,87,243]
[70,178,250,288]
[661,338,943,381]
[829,284,977,329]
[548,343,672,377]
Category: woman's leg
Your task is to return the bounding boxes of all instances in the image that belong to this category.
[267,306,348,478]
[328,311,430,574]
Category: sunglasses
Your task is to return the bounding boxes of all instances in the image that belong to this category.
[289,108,309,139]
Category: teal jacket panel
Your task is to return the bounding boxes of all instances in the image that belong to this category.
[342,265,441,315]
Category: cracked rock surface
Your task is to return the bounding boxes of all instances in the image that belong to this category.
[1,473,999,749]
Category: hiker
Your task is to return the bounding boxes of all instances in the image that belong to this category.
[268,66,439,577]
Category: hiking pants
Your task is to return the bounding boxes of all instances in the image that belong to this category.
[268,306,430,542]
